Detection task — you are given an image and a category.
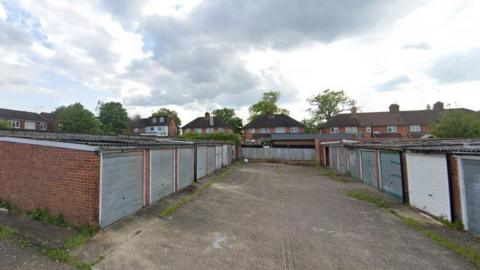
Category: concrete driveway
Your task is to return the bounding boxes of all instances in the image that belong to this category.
[94,163,475,270]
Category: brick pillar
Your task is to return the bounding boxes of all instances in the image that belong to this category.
[315,139,322,165]
[447,154,463,223]
[144,149,151,207]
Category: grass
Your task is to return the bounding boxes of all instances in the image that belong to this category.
[42,247,91,269]
[317,166,354,183]
[159,162,239,218]
[63,227,94,250]
[28,208,69,227]
[345,190,390,208]
[0,199,11,210]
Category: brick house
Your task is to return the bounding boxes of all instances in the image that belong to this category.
[182,112,233,134]
[131,116,178,137]
[0,108,49,131]
[321,102,474,139]
[243,113,305,144]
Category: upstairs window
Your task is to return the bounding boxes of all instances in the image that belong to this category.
[365,126,372,133]
[40,122,47,131]
[290,127,299,133]
[249,128,255,134]
[25,121,35,130]
[275,127,285,133]
[410,125,421,132]
[152,117,157,123]
[387,125,398,133]
[330,127,339,134]
[260,128,268,133]
[217,127,224,133]
[159,117,164,123]
[185,128,191,134]
[195,128,202,133]
[345,127,357,134]
[206,128,214,134]
[9,120,20,129]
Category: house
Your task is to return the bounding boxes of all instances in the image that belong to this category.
[321,102,473,138]
[0,108,49,131]
[243,113,305,144]
[39,112,58,132]
[131,116,178,137]
[182,112,233,134]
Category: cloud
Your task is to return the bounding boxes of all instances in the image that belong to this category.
[428,47,480,83]
[375,76,411,92]
[402,42,431,50]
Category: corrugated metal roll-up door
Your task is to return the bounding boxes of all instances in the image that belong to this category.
[216,146,223,169]
[330,147,338,170]
[100,152,143,228]
[360,150,377,187]
[348,148,358,179]
[178,147,194,190]
[406,153,451,221]
[196,146,206,179]
[207,146,216,174]
[337,147,346,174]
[151,149,175,203]
[223,145,228,166]
[462,159,480,234]
[379,151,403,200]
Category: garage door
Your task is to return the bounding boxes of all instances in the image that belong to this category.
[361,150,377,187]
[100,152,143,228]
[331,147,338,170]
[207,146,216,174]
[380,151,403,200]
[178,147,194,190]
[338,147,346,174]
[216,146,223,170]
[348,148,359,179]
[223,145,228,166]
[151,149,175,203]
[462,159,480,234]
[196,146,206,179]
[406,153,451,221]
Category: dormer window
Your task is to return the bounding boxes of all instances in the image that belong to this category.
[159,117,164,123]
[152,117,157,123]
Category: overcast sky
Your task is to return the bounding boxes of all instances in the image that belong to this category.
[1,0,479,124]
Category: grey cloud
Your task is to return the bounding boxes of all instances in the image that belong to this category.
[429,48,480,83]
[402,42,431,50]
[0,20,32,47]
[376,76,411,92]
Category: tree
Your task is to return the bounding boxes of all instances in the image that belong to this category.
[307,89,355,127]
[0,119,9,129]
[55,103,101,134]
[213,108,243,134]
[432,111,480,138]
[301,119,318,133]
[248,91,289,121]
[97,101,130,135]
[152,108,181,127]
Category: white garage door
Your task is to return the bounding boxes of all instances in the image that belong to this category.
[100,152,144,228]
[406,153,451,221]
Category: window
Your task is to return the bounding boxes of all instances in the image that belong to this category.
[9,120,20,129]
[134,128,139,133]
[365,126,372,133]
[206,128,214,134]
[410,125,421,132]
[387,125,397,133]
[149,127,155,132]
[159,117,164,123]
[185,128,191,134]
[25,121,35,130]
[290,127,299,133]
[260,128,268,133]
[275,127,285,133]
[345,127,357,134]
[152,117,157,123]
[195,128,202,133]
[249,128,255,134]
[330,127,339,134]
[217,127,224,133]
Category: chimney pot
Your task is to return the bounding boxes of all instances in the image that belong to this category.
[389,104,400,113]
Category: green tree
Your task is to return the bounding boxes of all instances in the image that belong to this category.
[152,108,181,127]
[0,119,9,129]
[301,118,318,133]
[213,108,243,134]
[432,111,480,138]
[248,91,289,121]
[97,101,129,135]
[307,89,355,127]
[55,103,101,134]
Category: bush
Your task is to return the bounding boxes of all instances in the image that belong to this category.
[0,199,11,210]
[180,132,241,144]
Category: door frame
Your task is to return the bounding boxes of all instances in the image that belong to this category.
[455,155,480,231]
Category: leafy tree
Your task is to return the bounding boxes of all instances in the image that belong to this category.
[55,103,101,134]
[248,91,289,121]
[307,89,355,127]
[213,108,243,134]
[432,111,480,138]
[0,119,9,129]
[301,119,318,133]
[152,108,181,127]
[97,101,130,135]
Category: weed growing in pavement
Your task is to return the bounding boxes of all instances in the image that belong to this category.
[28,208,69,227]
[0,199,11,210]
[316,166,354,183]
[345,190,390,208]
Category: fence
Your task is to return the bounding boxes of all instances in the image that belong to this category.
[242,147,315,161]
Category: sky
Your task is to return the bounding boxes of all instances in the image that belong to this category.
[1,0,479,125]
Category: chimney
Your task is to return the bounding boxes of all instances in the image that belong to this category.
[351,106,357,114]
[205,112,210,118]
[433,101,444,112]
[389,104,400,113]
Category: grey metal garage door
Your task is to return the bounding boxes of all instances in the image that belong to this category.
[331,147,338,170]
[463,159,480,235]
[207,146,216,174]
[151,149,175,203]
[338,147,346,174]
[216,146,223,170]
[223,145,228,166]
[228,145,233,163]
[196,146,206,179]
[178,147,194,190]
[380,151,403,200]
[100,152,143,228]
[348,148,359,179]
[361,150,377,187]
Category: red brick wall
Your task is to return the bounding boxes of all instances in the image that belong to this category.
[168,119,178,136]
[144,149,151,206]
[243,127,305,143]
[322,124,430,138]
[0,141,100,227]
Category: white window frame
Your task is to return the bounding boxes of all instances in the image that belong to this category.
[387,125,398,133]
[25,121,36,130]
[159,117,164,123]
[39,122,47,131]
[330,127,339,134]
[410,125,421,132]
[9,120,20,129]
[365,126,372,133]
[195,128,202,133]
[152,117,157,123]
[185,128,191,134]
[206,128,214,134]
[249,128,255,134]
[290,127,299,133]
[275,127,285,133]
[217,127,224,133]
[260,128,268,133]
[345,127,357,134]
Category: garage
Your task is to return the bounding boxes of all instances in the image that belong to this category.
[223,145,228,166]
[330,146,338,170]
[348,148,359,179]
[360,150,377,187]
[207,146,216,174]
[150,149,175,203]
[461,159,480,234]
[100,151,144,228]
[178,147,194,190]
[379,151,403,200]
[406,153,451,221]
[196,145,207,179]
[216,145,223,170]
[337,146,346,174]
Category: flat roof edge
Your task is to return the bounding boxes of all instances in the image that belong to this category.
[0,137,98,152]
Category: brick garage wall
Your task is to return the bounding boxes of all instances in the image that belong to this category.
[0,141,100,227]
[448,154,463,223]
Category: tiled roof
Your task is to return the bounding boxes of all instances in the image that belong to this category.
[131,116,172,128]
[244,114,305,129]
[0,108,47,122]
[182,116,232,129]
[271,133,357,141]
